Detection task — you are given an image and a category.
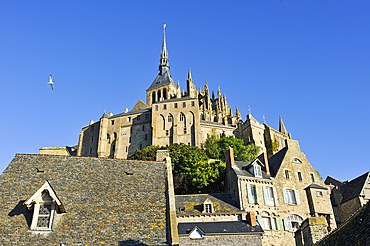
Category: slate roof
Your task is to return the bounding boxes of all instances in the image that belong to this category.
[0,154,169,245]
[304,184,328,190]
[339,171,370,204]
[315,199,370,246]
[267,147,288,177]
[324,176,344,188]
[175,193,242,215]
[147,68,176,91]
[110,108,152,119]
[178,220,263,236]
[233,161,271,180]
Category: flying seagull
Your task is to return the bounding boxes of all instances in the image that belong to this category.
[48,74,54,90]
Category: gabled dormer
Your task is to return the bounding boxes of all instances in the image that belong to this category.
[248,159,265,178]
[202,198,214,213]
[188,226,206,239]
[24,181,65,231]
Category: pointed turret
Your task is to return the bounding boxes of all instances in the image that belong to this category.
[279,116,288,135]
[159,24,170,71]
[236,107,241,121]
[187,68,196,97]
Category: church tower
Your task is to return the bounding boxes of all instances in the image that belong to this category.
[146,24,177,106]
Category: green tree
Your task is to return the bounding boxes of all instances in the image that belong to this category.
[128,145,162,161]
[216,136,260,163]
[204,128,220,159]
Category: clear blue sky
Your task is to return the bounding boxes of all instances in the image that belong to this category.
[1,1,369,181]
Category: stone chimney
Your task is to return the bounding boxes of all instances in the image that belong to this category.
[295,217,328,246]
[264,152,270,175]
[247,211,257,226]
[225,148,235,173]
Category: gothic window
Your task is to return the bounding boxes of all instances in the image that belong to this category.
[163,88,167,100]
[179,113,185,122]
[157,90,161,101]
[168,115,173,122]
[152,92,156,103]
[24,181,65,231]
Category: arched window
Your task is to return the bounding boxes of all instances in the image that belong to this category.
[152,92,156,104]
[157,90,161,102]
[168,114,173,122]
[179,113,185,122]
[286,214,303,231]
[163,88,167,100]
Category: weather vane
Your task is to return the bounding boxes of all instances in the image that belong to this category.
[248,105,251,114]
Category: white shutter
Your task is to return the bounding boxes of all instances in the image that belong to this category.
[262,186,268,205]
[282,188,288,203]
[294,190,301,205]
[247,184,253,204]
[273,187,279,206]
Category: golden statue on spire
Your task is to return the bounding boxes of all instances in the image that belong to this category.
[163,24,167,29]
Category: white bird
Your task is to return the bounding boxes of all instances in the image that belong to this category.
[48,74,54,90]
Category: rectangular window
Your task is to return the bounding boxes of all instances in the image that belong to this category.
[145,114,149,120]
[163,104,167,109]
[298,172,302,182]
[126,146,128,152]
[137,115,141,121]
[183,102,186,107]
[310,173,315,183]
[174,103,178,108]
[129,137,131,143]
[205,204,212,213]
[89,148,93,155]
[145,134,147,140]
[140,144,142,150]
[264,187,274,206]
[91,136,94,142]
[282,189,301,205]
[191,101,195,107]
[247,184,258,204]
[155,105,158,111]
[316,191,323,197]
[285,170,290,180]
[36,204,53,228]
[111,120,114,125]
[142,125,145,131]
[254,165,262,177]
[261,217,271,230]
[127,117,131,122]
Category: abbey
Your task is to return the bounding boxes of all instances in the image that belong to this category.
[64,25,291,159]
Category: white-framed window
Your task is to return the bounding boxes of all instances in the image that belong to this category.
[283,214,303,231]
[254,165,262,178]
[310,173,315,183]
[247,184,258,204]
[282,189,301,205]
[24,181,65,231]
[203,198,213,213]
[256,212,281,231]
[263,186,279,206]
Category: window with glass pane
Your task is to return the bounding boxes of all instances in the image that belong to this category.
[287,190,296,204]
[254,165,261,177]
[205,204,212,213]
[266,187,274,206]
[37,204,52,228]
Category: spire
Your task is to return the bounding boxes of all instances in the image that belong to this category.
[188,68,192,80]
[159,24,170,72]
[279,116,288,135]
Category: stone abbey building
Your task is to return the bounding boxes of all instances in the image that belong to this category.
[54,25,292,159]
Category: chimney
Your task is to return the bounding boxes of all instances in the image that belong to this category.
[264,152,270,175]
[248,211,257,226]
[225,147,235,173]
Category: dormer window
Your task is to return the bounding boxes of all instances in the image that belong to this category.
[202,198,213,213]
[24,181,65,231]
[254,165,262,178]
